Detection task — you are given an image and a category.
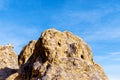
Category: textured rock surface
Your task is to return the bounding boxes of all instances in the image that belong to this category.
[7,73,19,80]
[17,29,108,80]
[0,44,18,80]
[18,40,36,67]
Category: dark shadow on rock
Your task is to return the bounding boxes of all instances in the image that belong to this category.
[0,67,17,80]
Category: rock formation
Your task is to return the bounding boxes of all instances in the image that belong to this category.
[0,44,18,80]
[17,29,108,80]
[18,40,36,67]
[0,29,108,80]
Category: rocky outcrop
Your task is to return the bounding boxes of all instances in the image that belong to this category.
[0,29,108,80]
[18,40,36,67]
[17,29,108,80]
[0,44,18,80]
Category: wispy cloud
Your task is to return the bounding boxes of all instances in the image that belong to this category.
[84,27,120,41]
[103,65,120,80]
[94,51,120,80]
[0,22,39,54]
[94,51,120,62]
[50,1,120,40]
[0,1,120,79]
[109,52,120,55]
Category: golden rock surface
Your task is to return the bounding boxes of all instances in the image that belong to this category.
[18,29,108,80]
[0,45,18,80]
[0,29,108,80]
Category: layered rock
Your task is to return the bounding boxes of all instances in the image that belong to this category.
[17,29,108,80]
[0,44,18,80]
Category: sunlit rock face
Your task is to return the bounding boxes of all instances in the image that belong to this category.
[17,29,108,80]
[18,40,36,67]
[0,45,18,80]
[0,29,108,80]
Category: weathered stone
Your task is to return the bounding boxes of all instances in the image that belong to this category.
[7,73,19,80]
[17,29,108,80]
[0,44,18,79]
[18,40,36,67]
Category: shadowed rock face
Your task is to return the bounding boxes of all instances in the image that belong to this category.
[17,29,108,80]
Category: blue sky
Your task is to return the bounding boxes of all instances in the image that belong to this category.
[0,0,120,79]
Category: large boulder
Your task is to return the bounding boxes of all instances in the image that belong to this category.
[17,29,108,80]
[0,44,18,80]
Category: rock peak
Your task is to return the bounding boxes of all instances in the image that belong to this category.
[0,29,108,80]
[18,28,108,80]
